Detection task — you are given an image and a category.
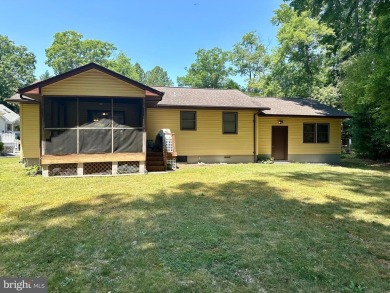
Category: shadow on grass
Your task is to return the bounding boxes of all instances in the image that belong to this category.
[276,169,390,196]
[274,169,390,219]
[0,179,389,292]
[339,156,390,173]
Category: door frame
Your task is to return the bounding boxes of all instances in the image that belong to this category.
[271,126,288,160]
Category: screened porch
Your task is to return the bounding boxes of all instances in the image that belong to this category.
[43,97,145,156]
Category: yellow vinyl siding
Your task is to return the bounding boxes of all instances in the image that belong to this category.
[258,117,342,155]
[41,69,145,97]
[147,108,255,156]
[20,104,40,159]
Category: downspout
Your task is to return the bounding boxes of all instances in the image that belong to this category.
[38,93,43,169]
[253,111,260,163]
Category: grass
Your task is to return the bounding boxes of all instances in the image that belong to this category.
[0,157,389,292]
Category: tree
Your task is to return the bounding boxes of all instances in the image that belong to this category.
[254,4,334,99]
[366,2,390,127]
[45,31,116,74]
[0,35,36,106]
[107,52,139,80]
[287,0,376,59]
[224,79,241,90]
[39,70,52,81]
[282,0,389,159]
[177,48,232,88]
[341,2,390,159]
[230,31,268,91]
[144,66,173,86]
[285,0,379,97]
[134,63,146,83]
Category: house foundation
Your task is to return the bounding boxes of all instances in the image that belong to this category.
[41,160,145,177]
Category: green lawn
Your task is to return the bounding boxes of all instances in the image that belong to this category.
[0,157,389,292]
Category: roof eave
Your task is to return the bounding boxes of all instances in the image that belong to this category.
[259,113,351,118]
[152,105,271,111]
[6,94,39,104]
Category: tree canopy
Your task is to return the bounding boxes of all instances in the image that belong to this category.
[44,30,172,88]
[341,2,390,159]
[39,70,52,81]
[45,31,116,74]
[230,31,268,91]
[253,4,334,100]
[287,0,376,59]
[107,52,139,80]
[144,66,173,86]
[134,63,146,83]
[0,35,36,106]
[177,48,232,88]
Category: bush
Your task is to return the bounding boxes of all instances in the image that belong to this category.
[0,142,3,154]
[257,155,274,164]
[25,165,41,176]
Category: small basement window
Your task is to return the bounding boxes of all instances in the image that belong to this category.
[303,123,329,143]
[180,111,196,130]
[223,112,238,134]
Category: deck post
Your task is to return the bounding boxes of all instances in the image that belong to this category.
[112,161,118,175]
[77,163,83,176]
[139,161,145,174]
[42,165,49,177]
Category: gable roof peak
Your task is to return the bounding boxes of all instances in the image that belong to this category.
[18,62,164,97]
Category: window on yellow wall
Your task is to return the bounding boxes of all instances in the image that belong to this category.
[180,111,196,130]
[303,123,316,143]
[223,112,238,134]
[317,123,330,143]
[303,123,329,143]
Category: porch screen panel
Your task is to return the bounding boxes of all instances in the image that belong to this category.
[113,129,143,153]
[45,129,77,154]
[79,129,112,153]
[79,98,111,127]
[44,97,77,128]
[113,98,143,128]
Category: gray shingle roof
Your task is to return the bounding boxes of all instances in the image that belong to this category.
[257,97,350,117]
[152,87,270,110]
[152,87,350,117]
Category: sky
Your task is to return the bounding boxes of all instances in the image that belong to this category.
[1,0,282,85]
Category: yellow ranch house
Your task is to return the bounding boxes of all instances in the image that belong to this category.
[8,63,350,177]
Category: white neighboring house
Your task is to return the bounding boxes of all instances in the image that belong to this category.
[0,104,20,153]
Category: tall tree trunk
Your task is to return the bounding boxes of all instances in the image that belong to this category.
[353,0,360,53]
[304,44,312,78]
